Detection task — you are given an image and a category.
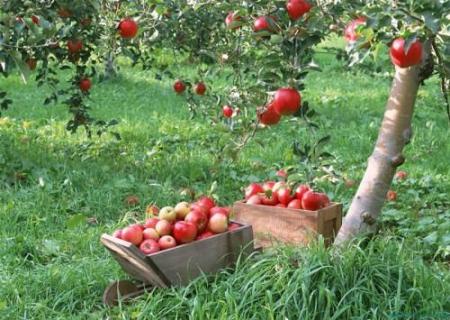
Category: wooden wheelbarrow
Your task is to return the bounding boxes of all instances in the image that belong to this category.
[101,222,256,306]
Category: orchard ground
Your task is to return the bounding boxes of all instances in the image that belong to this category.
[1,38,449,318]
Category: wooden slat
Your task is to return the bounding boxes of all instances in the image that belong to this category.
[101,234,169,288]
[233,201,343,248]
[148,224,254,286]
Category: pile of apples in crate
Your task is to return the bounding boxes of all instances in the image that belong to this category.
[244,181,331,210]
[111,196,240,255]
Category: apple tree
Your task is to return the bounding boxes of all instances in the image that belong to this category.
[317,0,450,244]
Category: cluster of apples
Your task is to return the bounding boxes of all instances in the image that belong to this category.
[244,181,331,211]
[173,80,207,96]
[112,196,240,255]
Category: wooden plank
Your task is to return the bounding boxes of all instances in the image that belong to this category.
[148,224,254,286]
[101,234,169,288]
[233,201,343,248]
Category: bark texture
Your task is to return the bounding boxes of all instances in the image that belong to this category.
[335,61,424,245]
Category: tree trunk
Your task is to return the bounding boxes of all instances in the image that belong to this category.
[104,52,117,79]
[335,44,432,245]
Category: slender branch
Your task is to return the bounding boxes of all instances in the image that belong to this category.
[431,39,450,122]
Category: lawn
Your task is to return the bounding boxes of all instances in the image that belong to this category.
[1,40,449,319]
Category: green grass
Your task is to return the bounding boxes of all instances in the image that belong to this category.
[1,44,449,318]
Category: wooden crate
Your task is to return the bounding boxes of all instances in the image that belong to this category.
[101,222,255,288]
[233,201,342,248]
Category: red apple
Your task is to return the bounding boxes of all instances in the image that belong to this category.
[258,103,281,126]
[173,80,186,94]
[244,183,264,200]
[185,210,208,233]
[228,222,241,231]
[263,181,276,191]
[210,207,230,217]
[223,105,233,118]
[286,0,312,21]
[158,235,177,250]
[395,170,408,180]
[139,239,160,254]
[246,194,262,205]
[253,16,275,33]
[196,230,215,240]
[31,15,40,25]
[26,58,37,71]
[158,206,176,222]
[276,203,287,208]
[225,12,241,30]
[277,188,293,205]
[208,213,228,234]
[118,18,138,39]
[143,228,160,241]
[387,190,397,201]
[277,169,287,179]
[145,205,159,216]
[260,190,279,206]
[121,225,143,245]
[319,193,330,207]
[112,229,122,239]
[129,223,145,231]
[295,185,311,202]
[194,82,207,95]
[301,191,325,211]
[287,199,302,209]
[390,38,423,68]
[173,221,197,243]
[79,78,91,92]
[144,217,160,229]
[155,220,172,236]
[67,39,83,54]
[273,88,301,115]
[344,17,366,42]
[196,196,215,212]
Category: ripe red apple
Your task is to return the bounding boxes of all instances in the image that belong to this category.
[387,190,397,201]
[185,210,208,233]
[112,229,122,239]
[196,196,215,212]
[286,0,312,21]
[174,201,191,219]
[344,17,366,42]
[258,103,281,126]
[196,230,215,240]
[144,217,160,229]
[225,12,241,30]
[261,190,279,206]
[319,193,331,208]
[246,194,262,205]
[79,78,91,92]
[395,170,408,180]
[223,105,233,118]
[208,213,228,234]
[277,169,287,179]
[155,220,172,236]
[124,195,140,206]
[194,82,207,95]
[253,16,274,33]
[121,225,143,245]
[295,185,311,202]
[129,223,145,231]
[158,206,176,222]
[390,38,423,68]
[143,228,160,241]
[158,235,177,250]
[210,207,230,217]
[245,183,264,200]
[26,58,37,71]
[287,199,302,209]
[190,202,209,217]
[273,88,301,115]
[173,80,186,94]
[139,239,160,255]
[263,181,276,191]
[277,188,293,206]
[31,15,40,25]
[228,222,241,231]
[118,18,138,38]
[301,190,325,211]
[173,221,197,243]
[67,39,83,54]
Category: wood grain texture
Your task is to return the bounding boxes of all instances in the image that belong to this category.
[232,202,342,248]
[102,222,254,287]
